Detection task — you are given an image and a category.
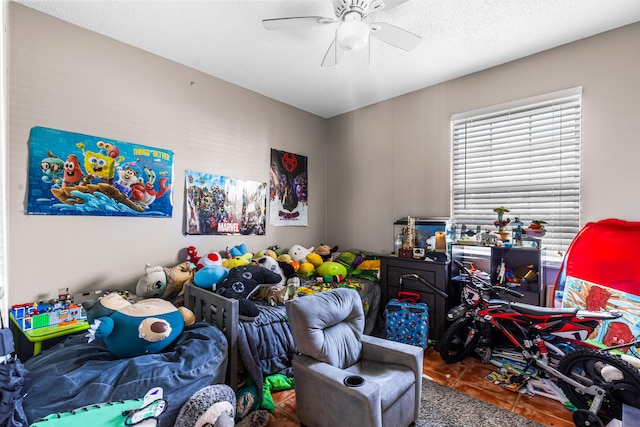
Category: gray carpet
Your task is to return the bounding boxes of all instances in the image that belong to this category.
[416,377,546,427]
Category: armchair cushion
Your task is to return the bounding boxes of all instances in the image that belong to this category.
[286,287,364,368]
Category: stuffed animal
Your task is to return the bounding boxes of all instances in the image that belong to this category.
[216,265,282,320]
[276,253,292,264]
[306,252,324,268]
[254,255,286,286]
[254,246,280,259]
[194,251,229,290]
[186,245,201,265]
[315,244,339,261]
[288,244,314,263]
[175,384,236,427]
[316,261,348,279]
[267,245,283,256]
[228,243,250,258]
[135,261,195,303]
[296,260,316,279]
[253,255,300,305]
[221,254,252,269]
[83,293,195,358]
[299,253,321,278]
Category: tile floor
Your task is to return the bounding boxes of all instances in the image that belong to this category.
[267,348,576,426]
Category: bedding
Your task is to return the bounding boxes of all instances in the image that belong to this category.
[21,321,228,426]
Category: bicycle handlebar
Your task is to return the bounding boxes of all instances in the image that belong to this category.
[399,274,449,299]
[454,260,524,299]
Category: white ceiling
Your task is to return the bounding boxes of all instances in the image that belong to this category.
[13,0,640,118]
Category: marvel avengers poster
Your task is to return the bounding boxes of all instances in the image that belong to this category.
[27,126,173,217]
[269,149,308,226]
[185,170,267,235]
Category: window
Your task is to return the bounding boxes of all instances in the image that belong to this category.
[451,88,581,255]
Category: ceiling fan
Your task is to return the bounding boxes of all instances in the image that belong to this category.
[262,0,422,67]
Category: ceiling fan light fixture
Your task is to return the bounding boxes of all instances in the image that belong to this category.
[337,13,370,51]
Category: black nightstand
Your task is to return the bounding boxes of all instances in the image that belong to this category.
[379,255,453,345]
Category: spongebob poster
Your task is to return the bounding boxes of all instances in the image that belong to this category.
[185,170,266,235]
[27,126,173,217]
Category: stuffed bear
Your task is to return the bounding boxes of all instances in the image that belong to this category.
[83,293,195,358]
[135,261,195,305]
[215,265,282,320]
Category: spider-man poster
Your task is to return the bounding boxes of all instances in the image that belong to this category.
[269,149,308,226]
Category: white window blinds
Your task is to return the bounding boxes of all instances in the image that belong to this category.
[451,88,581,255]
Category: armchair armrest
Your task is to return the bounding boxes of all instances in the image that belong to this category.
[361,334,423,423]
[292,355,383,426]
[361,334,423,373]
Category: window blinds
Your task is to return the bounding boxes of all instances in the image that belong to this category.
[451,89,581,254]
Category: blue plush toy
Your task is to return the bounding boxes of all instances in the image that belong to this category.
[83,293,195,358]
[193,251,229,290]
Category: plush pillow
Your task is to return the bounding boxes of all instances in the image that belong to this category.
[216,265,283,319]
[216,265,282,300]
[83,293,194,358]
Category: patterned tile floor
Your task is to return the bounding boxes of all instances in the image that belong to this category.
[267,348,576,426]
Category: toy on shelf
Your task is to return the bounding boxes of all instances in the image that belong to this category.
[524,219,547,238]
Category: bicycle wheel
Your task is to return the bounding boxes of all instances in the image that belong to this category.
[557,348,640,423]
[439,317,480,364]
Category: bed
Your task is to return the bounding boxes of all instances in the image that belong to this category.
[184,276,382,402]
[21,321,229,426]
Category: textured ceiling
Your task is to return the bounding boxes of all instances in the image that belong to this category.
[13,0,640,118]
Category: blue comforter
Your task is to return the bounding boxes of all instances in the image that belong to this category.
[238,303,296,402]
[22,322,228,426]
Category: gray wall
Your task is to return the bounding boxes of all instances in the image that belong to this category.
[7,4,327,304]
[7,3,640,304]
[327,21,640,254]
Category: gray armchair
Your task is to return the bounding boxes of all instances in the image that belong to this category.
[285,288,423,427]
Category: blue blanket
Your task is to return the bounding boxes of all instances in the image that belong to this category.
[238,303,296,402]
[22,322,228,426]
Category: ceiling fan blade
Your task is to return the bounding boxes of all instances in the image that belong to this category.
[379,0,411,12]
[370,22,422,51]
[321,38,343,67]
[262,16,338,30]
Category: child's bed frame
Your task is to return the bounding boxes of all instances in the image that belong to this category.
[184,283,239,390]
